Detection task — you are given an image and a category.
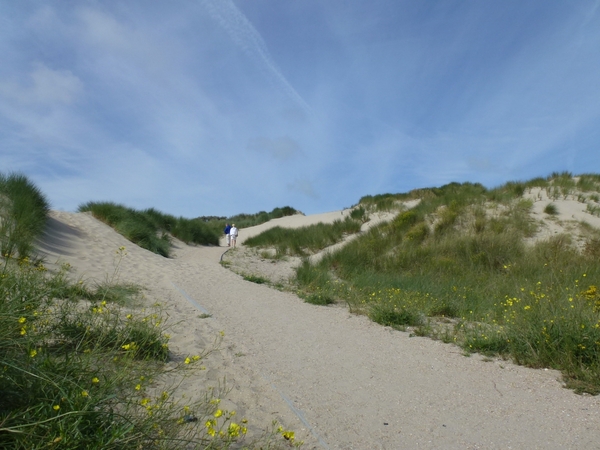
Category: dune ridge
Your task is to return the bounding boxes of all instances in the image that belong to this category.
[36,207,600,449]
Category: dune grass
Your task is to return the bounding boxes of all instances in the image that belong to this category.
[200,206,301,240]
[293,175,600,394]
[225,206,299,229]
[78,202,219,257]
[0,172,50,259]
[79,203,300,258]
[244,216,362,257]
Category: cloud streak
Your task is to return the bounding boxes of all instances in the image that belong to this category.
[201,0,312,117]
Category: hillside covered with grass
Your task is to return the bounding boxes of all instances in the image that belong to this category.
[79,202,299,258]
[247,172,600,394]
[3,168,600,450]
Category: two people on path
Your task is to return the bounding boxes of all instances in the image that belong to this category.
[224,223,231,246]
[229,224,238,247]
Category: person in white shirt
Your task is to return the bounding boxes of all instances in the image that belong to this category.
[229,224,238,247]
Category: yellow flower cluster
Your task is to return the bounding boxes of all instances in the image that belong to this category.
[202,406,247,439]
[277,425,296,442]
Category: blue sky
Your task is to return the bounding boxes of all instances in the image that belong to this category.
[1,1,599,217]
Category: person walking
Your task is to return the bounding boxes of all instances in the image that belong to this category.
[229,224,238,248]
[224,223,231,246]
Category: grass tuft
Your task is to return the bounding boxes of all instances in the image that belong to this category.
[0,172,50,259]
[243,274,269,284]
[544,203,559,215]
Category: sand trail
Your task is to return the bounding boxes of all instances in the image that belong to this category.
[36,210,600,449]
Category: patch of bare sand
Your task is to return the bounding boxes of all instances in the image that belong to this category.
[523,187,600,249]
[36,209,600,449]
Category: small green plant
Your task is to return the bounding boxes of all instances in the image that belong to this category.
[350,206,368,222]
[243,274,268,284]
[368,303,422,328]
[544,203,559,215]
[587,204,600,217]
[304,292,335,305]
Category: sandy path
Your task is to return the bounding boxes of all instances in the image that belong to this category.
[36,211,600,449]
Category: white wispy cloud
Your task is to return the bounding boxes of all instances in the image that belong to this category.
[200,0,312,117]
[0,62,83,105]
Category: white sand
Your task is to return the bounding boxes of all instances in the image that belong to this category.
[36,208,600,449]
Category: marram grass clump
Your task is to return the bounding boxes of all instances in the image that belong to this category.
[0,172,50,259]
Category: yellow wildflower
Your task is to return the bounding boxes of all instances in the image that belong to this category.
[228,423,241,437]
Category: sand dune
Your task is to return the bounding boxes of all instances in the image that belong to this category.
[36,208,600,449]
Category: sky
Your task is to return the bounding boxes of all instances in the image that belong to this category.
[1,1,600,217]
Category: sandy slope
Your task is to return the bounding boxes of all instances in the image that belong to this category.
[36,209,600,449]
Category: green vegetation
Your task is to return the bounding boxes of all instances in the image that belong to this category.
[0,252,302,448]
[0,172,50,259]
[0,174,301,449]
[359,193,409,211]
[544,203,558,215]
[78,203,300,258]
[78,202,219,257]
[243,274,268,284]
[200,206,300,239]
[291,175,600,394]
[244,216,362,257]
[302,291,335,306]
[226,206,299,229]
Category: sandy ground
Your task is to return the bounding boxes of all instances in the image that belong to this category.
[35,208,600,449]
